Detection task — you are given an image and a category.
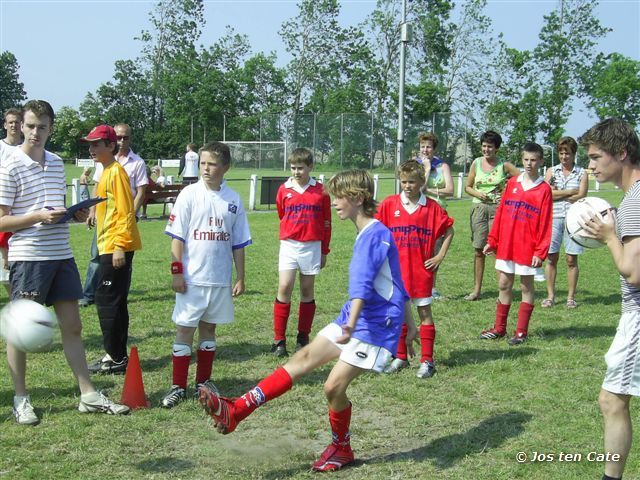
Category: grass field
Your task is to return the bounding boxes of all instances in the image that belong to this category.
[0,186,633,479]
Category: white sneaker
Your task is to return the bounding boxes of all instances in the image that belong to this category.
[13,396,39,425]
[383,358,409,374]
[78,391,130,415]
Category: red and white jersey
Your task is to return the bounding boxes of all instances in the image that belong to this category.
[376,192,454,299]
[487,174,553,265]
[276,177,331,255]
[165,180,252,287]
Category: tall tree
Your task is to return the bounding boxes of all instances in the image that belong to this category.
[0,51,27,114]
[534,0,609,144]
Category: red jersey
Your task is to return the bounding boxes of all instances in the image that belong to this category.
[376,193,454,298]
[487,175,553,265]
[276,178,331,254]
[0,232,12,249]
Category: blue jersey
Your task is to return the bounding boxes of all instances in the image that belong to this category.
[334,220,408,352]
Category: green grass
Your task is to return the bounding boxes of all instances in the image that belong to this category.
[0,188,632,479]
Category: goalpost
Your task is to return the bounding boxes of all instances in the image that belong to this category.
[222,141,288,171]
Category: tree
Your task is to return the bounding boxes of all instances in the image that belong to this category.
[534,0,609,144]
[581,53,640,127]
[0,51,27,114]
[49,107,86,158]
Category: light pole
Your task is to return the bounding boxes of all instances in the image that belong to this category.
[396,0,410,193]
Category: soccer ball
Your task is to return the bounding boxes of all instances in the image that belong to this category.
[0,299,57,352]
[565,197,613,249]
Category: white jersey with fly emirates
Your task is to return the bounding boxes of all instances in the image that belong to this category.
[164,180,251,286]
[183,151,199,178]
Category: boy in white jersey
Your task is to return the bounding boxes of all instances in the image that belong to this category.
[180,143,199,185]
[198,170,416,472]
[161,142,251,408]
[578,118,640,480]
[0,100,129,425]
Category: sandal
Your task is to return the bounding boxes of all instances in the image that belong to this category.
[464,293,481,301]
[541,298,555,308]
[566,299,578,309]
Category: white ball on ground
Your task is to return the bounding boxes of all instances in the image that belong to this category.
[0,299,57,352]
[565,197,613,249]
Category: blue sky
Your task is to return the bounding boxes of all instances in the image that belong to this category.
[1,0,638,135]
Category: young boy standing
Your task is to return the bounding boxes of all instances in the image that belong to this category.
[578,118,640,480]
[272,148,331,356]
[198,169,416,472]
[161,142,251,408]
[377,160,454,378]
[0,101,129,425]
[479,142,553,345]
[80,124,142,374]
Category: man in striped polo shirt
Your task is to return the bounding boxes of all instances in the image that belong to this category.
[579,118,640,480]
[0,100,130,425]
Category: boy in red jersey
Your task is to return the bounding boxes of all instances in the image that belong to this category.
[377,160,454,378]
[480,142,553,345]
[271,148,331,356]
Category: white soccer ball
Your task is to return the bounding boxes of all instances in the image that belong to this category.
[0,299,57,352]
[565,197,614,249]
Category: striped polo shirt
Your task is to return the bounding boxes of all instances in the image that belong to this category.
[0,148,73,261]
[617,180,640,313]
[550,163,585,218]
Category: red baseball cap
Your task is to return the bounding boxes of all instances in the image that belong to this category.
[81,125,117,143]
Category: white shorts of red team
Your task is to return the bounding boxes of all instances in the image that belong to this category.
[172,285,234,327]
[602,311,640,397]
[495,259,543,277]
[278,239,321,275]
[317,323,393,373]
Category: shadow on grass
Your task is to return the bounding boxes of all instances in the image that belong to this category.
[441,347,537,367]
[572,293,620,307]
[363,411,532,470]
[135,457,195,473]
[538,325,615,340]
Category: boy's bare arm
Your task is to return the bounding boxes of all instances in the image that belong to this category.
[232,247,246,297]
[0,205,65,232]
[171,238,186,293]
[336,298,365,344]
[425,226,455,270]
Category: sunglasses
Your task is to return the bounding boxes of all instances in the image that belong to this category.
[117,135,130,140]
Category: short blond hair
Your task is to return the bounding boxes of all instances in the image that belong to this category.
[288,147,313,166]
[396,160,426,183]
[325,169,377,217]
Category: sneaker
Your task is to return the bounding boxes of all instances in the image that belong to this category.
[295,334,309,352]
[78,297,94,307]
[194,379,219,398]
[311,444,355,472]
[432,289,442,300]
[88,355,128,374]
[383,358,409,374]
[13,396,39,426]
[270,340,288,357]
[416,360,436,378]
[198,383,237,434]
[508,332,528,346]
[161,385,187,408]
[78,391,130,415]
[479,328,506,340]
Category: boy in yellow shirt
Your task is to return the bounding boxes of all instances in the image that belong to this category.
[81,125,142,374]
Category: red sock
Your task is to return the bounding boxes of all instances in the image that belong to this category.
[495,301,511,334]
[297,300,316,340]
[172,355,191,389]
[329,403,352,447]
[273,300,291,342]
[515,302,534,336]
[420,324,436,363]
[233,367,293,422]
[195,349,216,384]
[394,324,408,361]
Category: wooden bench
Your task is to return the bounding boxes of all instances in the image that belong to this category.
[143,183,186,217]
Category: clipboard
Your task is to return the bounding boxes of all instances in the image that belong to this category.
[50,197,106,224]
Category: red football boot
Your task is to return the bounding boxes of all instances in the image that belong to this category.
[198,384,237,434]
[311,444,355,472]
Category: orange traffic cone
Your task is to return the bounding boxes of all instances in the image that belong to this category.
[121,346,150,409]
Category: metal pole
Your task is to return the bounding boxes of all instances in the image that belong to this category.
[340,113,344,168]
[370,111,374,169]
[223,114,226,142]
[396,0,409,194]
[190,116,194,143]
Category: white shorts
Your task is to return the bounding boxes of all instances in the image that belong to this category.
[603,311,640,396]
[278,239,321,275]
[495,259,542,277]
[411,297,433,307]
[172,285,234,327]
[0,255,9,284]
[317,322,392,373]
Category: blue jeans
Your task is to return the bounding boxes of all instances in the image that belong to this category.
[82,232,99,301]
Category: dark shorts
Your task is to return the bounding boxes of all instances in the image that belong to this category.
[10,258,83,306]
[470,203,498,249]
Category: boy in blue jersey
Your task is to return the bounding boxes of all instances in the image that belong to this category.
[198,169,416,472]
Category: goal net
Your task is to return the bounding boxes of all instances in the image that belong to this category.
[223,141,287,170]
